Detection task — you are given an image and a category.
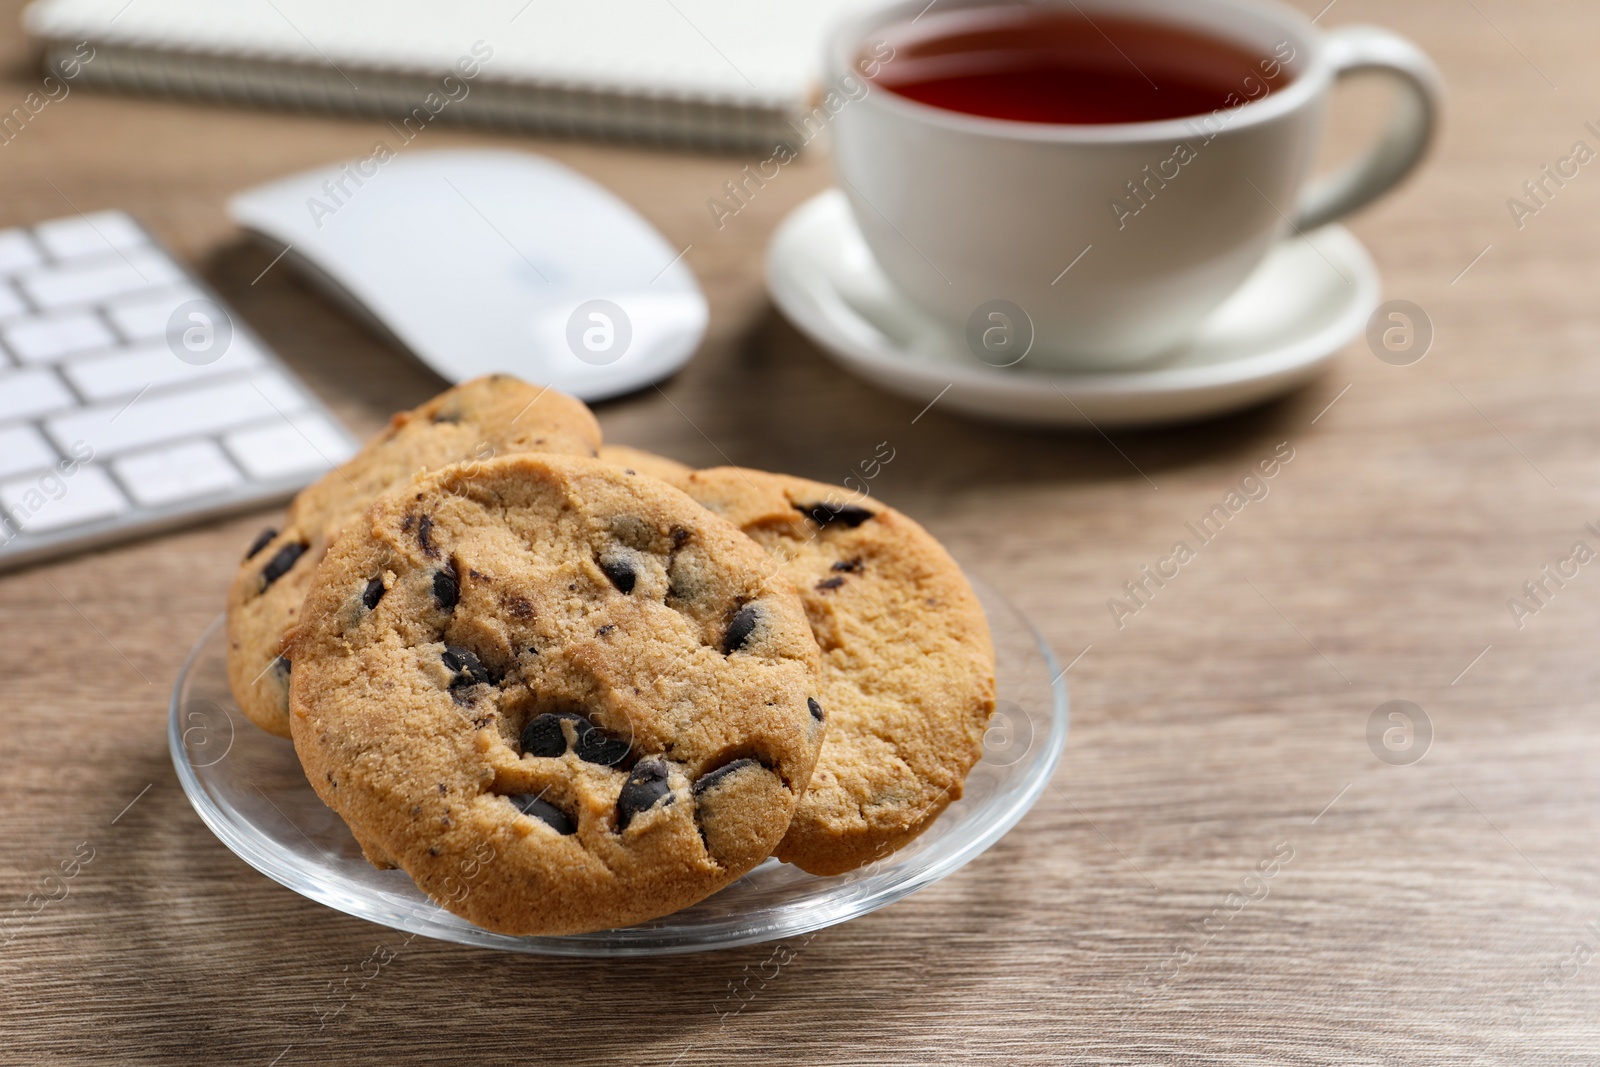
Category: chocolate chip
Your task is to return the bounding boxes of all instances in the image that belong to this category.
[601,559,636,594]
[270,656,290,709]
[441,646,490,688]
[431,411,461,424]
[832,557,864,573]
[574,724,631,767]
[417,515,439,558]
[361,577,385,610]
[433,566,458,610]
[259,541,307,590]
[521,711,586,757]
[616,759,672,830]
[670,527,690,549]
[244,527,277,560]
[596,624,616,638]
[808,698,824,722]
[510,794,575,835]
[693,758,759,796]
[521,712,629,766]
[815,576,846,591]
[507,596,533,619]
[796,502,875,528]
[722,604,759,654]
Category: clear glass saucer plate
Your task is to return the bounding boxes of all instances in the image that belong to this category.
[169,580,1068,957]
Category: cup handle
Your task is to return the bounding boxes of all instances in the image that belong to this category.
[1292,25,1444,232]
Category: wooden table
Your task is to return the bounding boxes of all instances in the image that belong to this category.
[3,1,1598,1062]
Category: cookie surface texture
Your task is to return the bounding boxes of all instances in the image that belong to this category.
[286,453,824,935]
[227,376,601,738]
[650,463,997,876]
[597,444,693,482]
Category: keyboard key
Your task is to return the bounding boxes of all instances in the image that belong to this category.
[0,464,129,535]
[45,371,308,459]
[63,336,262,402]
[0,368,75,422]
[0,283,26,321]
[34,211,149,260]
[20,247,183,309]
[104,285,206,342]
[114,440,242,507]
[2,312,116,363]
[0,230,43,273]
[0,425,59,478]
[224,410,353,480]
[0,211,355,570]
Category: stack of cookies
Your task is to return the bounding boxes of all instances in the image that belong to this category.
[225,376,995,936]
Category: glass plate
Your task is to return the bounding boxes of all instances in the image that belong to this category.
[169,581,1068,956]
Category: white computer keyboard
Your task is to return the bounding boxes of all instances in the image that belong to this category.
[0,210,356,572]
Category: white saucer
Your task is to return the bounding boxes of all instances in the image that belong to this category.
[765,190,1381,428]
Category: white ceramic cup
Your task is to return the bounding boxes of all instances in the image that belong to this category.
[826,0,1443,370]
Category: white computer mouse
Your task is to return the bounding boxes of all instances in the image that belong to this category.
[228,149,707,401]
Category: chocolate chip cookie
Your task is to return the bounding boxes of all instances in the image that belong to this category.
[286,453,825,935]
[227,376,601,738]
[602,454,996,876]
[598,444,693,482]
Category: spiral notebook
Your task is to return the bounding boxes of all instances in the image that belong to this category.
[23,0,870,150]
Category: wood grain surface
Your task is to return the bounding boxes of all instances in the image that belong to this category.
[2,1,1598,1063]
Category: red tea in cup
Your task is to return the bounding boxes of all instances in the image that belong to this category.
[873,6,1293,125]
